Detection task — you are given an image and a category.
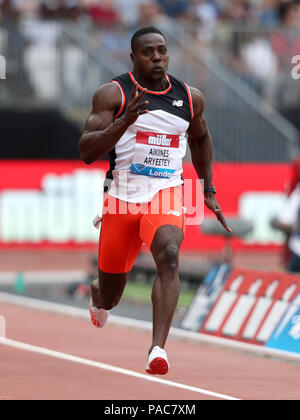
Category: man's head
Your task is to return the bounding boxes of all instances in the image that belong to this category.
[130,27,169,80]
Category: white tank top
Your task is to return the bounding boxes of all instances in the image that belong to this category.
[104,72,193,203]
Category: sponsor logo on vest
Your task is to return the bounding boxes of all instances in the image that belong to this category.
[148,134,172,147]
[149,168,172,178]
[173,100,183,107]
[136,131,179,148]
[131,163,146,173]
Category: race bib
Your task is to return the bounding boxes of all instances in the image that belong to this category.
[130,131,180,179]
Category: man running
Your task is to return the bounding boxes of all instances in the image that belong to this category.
[79,27,231,375]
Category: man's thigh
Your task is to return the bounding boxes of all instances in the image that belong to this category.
[96,270,129,302]
[98,195,144,274]
[139,186,185,249]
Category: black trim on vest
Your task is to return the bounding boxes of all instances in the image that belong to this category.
[104,148,116,193]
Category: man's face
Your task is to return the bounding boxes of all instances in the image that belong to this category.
[131,33,169,80]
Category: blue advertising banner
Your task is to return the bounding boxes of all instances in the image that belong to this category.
[266,293,300,354]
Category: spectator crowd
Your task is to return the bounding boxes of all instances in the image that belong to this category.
[0,1,299,125]
[0,0,299,29]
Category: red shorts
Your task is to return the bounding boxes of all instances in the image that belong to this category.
[98,186,185,274]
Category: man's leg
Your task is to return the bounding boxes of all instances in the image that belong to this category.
[91,270,129,310]
[149,225,184,353]
[92,194,143,318]
[89,270,129,328]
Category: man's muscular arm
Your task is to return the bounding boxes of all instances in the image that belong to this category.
[79,82,148,164]
[188,87,232,233]
[187,88,213,190]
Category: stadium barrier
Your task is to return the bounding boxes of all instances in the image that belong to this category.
[266,292,300,354]
[181,266,300,356]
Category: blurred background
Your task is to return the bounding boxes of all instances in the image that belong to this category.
[0,0,300,326]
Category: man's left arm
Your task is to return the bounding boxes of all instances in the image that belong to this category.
[187,86,232,233]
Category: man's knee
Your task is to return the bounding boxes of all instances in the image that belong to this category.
[92,284,122,310]
[156,242,180,273]
[151,226,183,273]
[99,295,121,311]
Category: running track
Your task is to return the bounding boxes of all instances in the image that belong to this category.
[1,298,300,400]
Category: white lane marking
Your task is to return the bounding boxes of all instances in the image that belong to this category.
[1,292,300,365]
[0,337,240,401]
[0,271,85,285]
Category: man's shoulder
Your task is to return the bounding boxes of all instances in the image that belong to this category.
[92,81,123,110]
[93,82,119,98]
[93,73,130,97]
[187,86,205,116]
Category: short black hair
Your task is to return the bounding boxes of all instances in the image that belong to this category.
[131,27,166,53]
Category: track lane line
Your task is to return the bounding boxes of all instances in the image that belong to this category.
[0,337,240,401]
[1,292,300,365]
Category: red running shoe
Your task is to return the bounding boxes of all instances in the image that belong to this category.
[89,298,109,328]
[146,346,169,375]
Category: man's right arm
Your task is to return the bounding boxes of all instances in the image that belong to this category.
[79,82,148,165]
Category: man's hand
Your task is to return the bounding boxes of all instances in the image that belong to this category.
[79,82,149,164]
[122,83,149,126]
[204,193,232,233]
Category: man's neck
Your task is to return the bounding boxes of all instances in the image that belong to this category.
[131,71,169,92]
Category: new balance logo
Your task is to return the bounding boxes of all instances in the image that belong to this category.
[166,210,181,217]
[172,100,183,107]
